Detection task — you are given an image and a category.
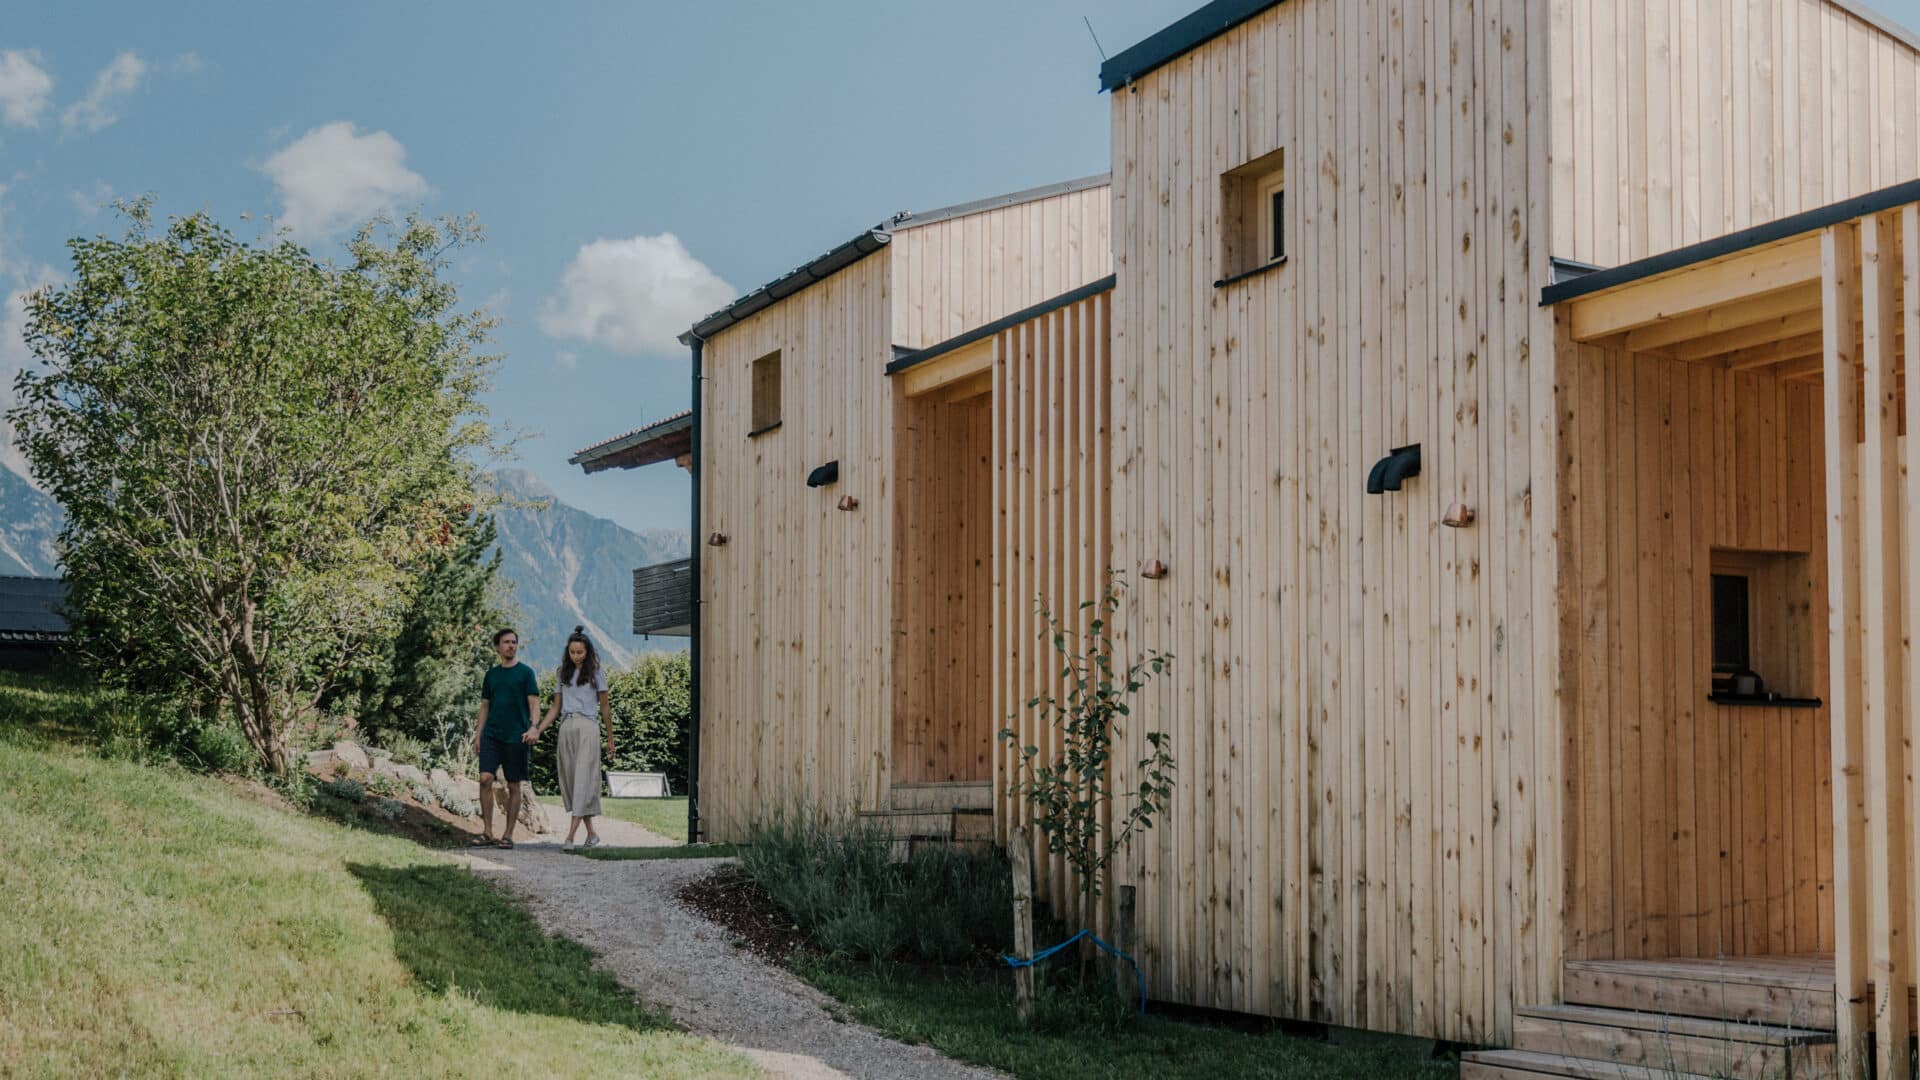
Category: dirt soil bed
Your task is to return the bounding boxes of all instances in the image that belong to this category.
[675,865,815,966]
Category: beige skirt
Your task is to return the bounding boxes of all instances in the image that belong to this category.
[555,712,604,818]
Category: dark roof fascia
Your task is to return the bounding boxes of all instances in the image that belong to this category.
[1830,0,1920,52]
[889,174,1112,233]
[1539,175,1920,307]
[569,412,694,472]
[1099,0,1286,92]
[885,274,1117,376]
[679,229,890,346]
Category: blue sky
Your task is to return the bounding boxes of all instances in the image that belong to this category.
[4,0,1919,535]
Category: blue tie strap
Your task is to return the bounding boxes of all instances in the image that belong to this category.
[999,929,1148,1017]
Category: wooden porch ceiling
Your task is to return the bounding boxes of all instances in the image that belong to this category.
[1563,231,1906,382]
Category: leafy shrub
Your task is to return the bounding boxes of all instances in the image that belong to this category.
[385,734,429,768]
[740,812,1012,967]
[364,772,403,798]
[371,798,405,821]
[322,777,366,803]
[410,785,436,805]
[91,693,254,774]
[440,795,478,818]
[529,652,689,791]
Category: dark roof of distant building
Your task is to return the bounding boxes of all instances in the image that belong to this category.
[0,576,69,643]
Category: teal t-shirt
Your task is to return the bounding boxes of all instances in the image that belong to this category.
[482,662,540,741]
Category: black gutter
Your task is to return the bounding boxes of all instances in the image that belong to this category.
[679,229,890,346]
[1540,175,1920,307]
[1099,0,1286,92]
[686,334,704,845]
[884,274,1117,376]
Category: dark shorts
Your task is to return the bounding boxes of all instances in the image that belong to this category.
[478,735,529,783]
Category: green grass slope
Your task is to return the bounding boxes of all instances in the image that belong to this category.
[0,678,754,1078]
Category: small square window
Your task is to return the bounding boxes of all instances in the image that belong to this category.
[1220,147,1287,283]
[750,350,782,436]
[1708,548,1815,701]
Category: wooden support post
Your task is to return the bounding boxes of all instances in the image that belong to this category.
[1821,222,1871,1061]
[1114,883,1138,1010]
[1905,205,1920,1066]
[1011,825,1035,1022]
[1861,212,1913,1080]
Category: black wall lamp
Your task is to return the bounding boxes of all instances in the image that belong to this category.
[1365,444,1421,494]
[806,461,839,488]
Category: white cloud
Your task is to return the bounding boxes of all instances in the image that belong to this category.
[260,121,430,241]
[61,51,146,133]
[0,50,54,128]
[538,234,735,356]
[170,52,204,75]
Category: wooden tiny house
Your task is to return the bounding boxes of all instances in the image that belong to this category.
[576,0,1920,1071]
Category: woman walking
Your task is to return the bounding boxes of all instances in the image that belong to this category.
[538,626,614,850]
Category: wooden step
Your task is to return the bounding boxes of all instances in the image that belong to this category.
[1461,1048,1720,1079]
[889,781,993,811]
[1563,958,1836,1028]
[1513,1004,1834,1079]
[855,809,954,838]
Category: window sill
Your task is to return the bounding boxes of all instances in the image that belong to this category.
[1706,693,1824,709]
[1213,256,1288,289]
[747,421,783,439]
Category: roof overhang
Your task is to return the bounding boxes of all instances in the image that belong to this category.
[570,411,693,474]
[679,229,891,347]
[1545,177,1920,382]
[1100,0,1286,92]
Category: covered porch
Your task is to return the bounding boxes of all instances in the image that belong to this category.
[1542,179,1920,1075]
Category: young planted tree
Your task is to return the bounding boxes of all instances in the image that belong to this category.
[1000,570,1176,968]
[8,204,500,773]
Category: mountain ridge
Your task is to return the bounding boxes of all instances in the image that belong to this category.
[0,462,688,670]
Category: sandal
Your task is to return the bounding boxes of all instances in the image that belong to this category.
[471,833,497,848]
[494,837,515,849]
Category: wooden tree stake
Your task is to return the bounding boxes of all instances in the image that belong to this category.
[1010,825,1035,1022]
[1113,884,1138,1009]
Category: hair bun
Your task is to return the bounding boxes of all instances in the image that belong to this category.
[572,625,584,634]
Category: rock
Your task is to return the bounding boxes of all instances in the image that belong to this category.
[331,741,371,770]
[429,768,453,788]
[372,757,401,777]
[486,778,551,834]
[304,749,337,771]
[393,764,427,784]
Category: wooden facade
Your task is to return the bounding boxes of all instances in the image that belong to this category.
[571,0,1920,1065]
[693,180,1112,836]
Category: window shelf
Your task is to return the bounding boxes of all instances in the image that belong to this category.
[1706,693,1824,709]
[1213,255,1289,289]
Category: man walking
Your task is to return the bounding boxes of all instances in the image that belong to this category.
[473,627,541,848]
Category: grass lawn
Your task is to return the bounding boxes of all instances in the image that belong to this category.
[541,794,688,843]
[0,676,753,1078]
[795,963,1457,1080]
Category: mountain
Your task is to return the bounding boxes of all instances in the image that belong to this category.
[0,465,62,576]
[0,461,686,669]
[485,468,690,670]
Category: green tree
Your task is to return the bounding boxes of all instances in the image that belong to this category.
[1001,571,1176,963]
[8,203,500,774]
[327,510,509,755]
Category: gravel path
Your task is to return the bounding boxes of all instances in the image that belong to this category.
[461,848,1001,1080]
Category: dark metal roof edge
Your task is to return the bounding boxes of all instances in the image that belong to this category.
[568,412,694,467]
[1099,0,1286,92]
[889,173,1112,232]
[885,274,1116,376]
[1540,175,1920,307]
[1830,0,1920,53]
[679,229,891,346]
